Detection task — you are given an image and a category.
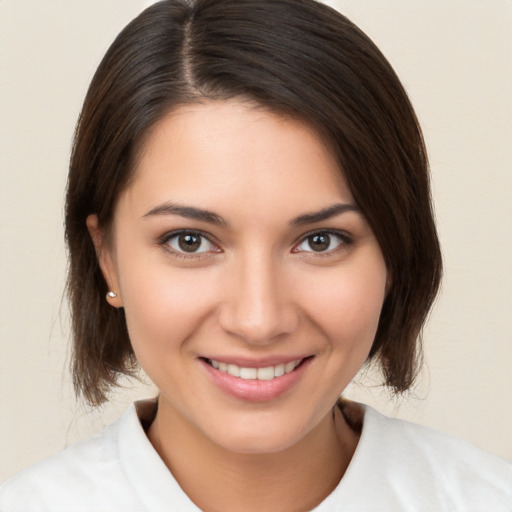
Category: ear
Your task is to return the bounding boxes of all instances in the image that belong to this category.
[86,214,124,308]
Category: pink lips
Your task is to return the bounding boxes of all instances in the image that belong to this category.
[199,356,312,402]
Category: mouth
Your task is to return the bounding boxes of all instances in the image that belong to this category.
[200,355,313,401]
[208,358,302,381]
[201,356,313,381]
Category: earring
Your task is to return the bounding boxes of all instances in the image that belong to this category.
[107,291,117,298]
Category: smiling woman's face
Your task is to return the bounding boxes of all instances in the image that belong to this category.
[90,100,388,454]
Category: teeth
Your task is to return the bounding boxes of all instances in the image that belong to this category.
[209,359,302,380]
[274,364,285,377]
[227,364,240,377]
[284,361,297,373]
[257,367,274,381]
[240,367,257,380]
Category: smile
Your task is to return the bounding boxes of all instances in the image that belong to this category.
[201,356,313,401]
[207,359,302,380]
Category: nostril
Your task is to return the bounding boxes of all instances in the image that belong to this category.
[217,300,300,345]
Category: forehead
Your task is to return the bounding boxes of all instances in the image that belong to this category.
[121,99,353,219]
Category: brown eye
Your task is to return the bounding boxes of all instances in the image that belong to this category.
[166,231,216,254]
[179,233,201,252]
[294,231,349,253]
[308,233,330,252]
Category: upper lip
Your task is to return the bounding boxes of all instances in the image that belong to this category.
[199,355,313,368]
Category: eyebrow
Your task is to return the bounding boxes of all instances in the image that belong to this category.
[142,201,359,227]
[290,203,360,226]
[142,202,228,226]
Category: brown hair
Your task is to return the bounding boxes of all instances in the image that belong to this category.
[66,0,442,406]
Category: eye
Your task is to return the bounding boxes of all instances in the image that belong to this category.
[163,231,218,254]
[294,231,349,253]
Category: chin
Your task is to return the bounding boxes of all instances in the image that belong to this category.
[203,410,321,455]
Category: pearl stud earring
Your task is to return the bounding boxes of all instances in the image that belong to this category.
[107,291,117,298]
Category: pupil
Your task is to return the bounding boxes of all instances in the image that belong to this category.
[178,233,201,252]
[309,233,330,252]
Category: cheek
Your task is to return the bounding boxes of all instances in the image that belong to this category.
[116,259,219,359]
[300,260,387,349]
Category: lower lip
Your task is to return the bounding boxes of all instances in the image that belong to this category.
[200,358,312,402]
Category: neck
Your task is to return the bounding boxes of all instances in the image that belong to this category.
[147,398,359,512]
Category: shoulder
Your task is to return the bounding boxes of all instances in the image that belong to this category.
[338,403,512,511]
[0,407,142,512]
[369,405,511,475]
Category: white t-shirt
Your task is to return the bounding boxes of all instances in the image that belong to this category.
[1,400,510,511]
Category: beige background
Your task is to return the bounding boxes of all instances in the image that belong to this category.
[1,0,511,481]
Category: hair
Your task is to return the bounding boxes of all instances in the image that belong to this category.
[66,0,442,406]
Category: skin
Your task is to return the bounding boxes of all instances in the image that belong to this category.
[88,100,389,511]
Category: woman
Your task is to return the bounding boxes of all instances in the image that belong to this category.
[1,0,510,510]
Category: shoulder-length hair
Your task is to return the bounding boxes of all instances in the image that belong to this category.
[66,0,442,406]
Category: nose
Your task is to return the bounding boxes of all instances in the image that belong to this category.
[218,252,299,345]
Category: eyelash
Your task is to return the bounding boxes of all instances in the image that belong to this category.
[292,230,353,256]
[159,230,221,259]
[158,229,353,258]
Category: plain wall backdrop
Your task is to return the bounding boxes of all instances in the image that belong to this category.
[1,0,511,480]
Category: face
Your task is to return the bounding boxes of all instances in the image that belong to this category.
[91,100,388,454]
